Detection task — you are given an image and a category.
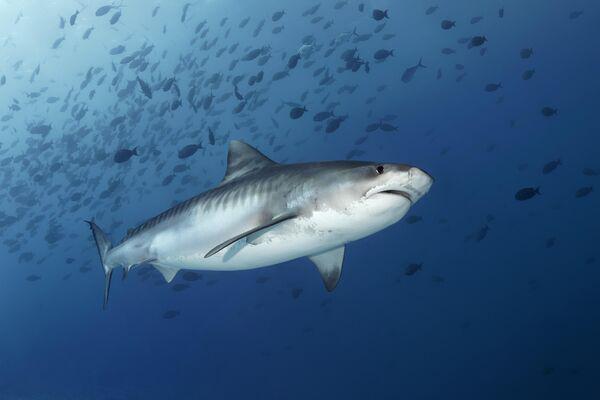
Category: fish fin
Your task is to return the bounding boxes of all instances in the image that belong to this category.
[219,141,276,186]
[246,228,269,245]
[309,246,345,292]
[246,214,294,245]
[205,212,297,258]
[85,220,114,309]
[152,264,179,283]
[124,257,156,280]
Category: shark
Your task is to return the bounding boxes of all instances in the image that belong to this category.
[87,140,433,307]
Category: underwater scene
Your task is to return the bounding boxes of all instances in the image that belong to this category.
[0,0,599,399]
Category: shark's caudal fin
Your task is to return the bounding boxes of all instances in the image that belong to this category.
[85,220,114,309]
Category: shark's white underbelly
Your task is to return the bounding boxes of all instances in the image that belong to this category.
[150,212,342,271]
[180,220,334,271]
[147,195,411,272]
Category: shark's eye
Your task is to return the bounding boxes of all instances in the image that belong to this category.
[376,165,384,174]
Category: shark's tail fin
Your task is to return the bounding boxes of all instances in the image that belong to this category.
[85,220,114,310]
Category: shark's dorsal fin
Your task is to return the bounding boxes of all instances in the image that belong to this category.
[220,141,276,186]
[309,246,345,292]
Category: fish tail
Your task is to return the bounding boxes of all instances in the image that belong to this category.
[85,220,115,309]
[132,147,138,156]
[535,187,541,195]
[352,27,358,36]
[418,57,427,68]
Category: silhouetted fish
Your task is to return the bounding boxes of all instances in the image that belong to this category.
[401,58,426,83]
[515,187,540,201]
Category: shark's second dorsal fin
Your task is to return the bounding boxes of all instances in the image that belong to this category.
[220,141,276,186]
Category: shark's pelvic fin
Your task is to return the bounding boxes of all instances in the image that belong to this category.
[152,264,179,283]
[85,220,114,309]
[219,140,276,186]
[204,212,297,258]
[309,246,345,292]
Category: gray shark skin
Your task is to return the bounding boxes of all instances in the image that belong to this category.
[87,141,433,308]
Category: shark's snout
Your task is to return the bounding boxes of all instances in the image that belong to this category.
[413,167,434,183]
[405,167,434,202]
[364,165,433,204]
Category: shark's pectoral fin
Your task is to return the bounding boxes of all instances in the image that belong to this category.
[309,246,345,292]
[204,212,297,258]
[246,229,268,245]
[246,218,289,245]
[152,264,179,283]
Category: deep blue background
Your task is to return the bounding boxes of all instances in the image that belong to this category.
[1,0,599,399]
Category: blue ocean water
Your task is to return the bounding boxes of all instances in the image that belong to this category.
[1,0,599,399]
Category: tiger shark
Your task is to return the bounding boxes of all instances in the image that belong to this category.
[87,140,433,307]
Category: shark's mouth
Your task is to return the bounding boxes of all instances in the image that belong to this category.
[379,190,413,203]
[365,187,413,204]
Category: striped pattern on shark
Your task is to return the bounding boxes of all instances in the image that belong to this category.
[87,140,433,308]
